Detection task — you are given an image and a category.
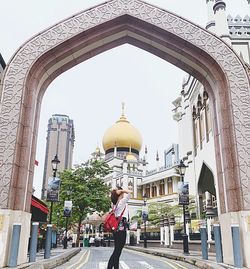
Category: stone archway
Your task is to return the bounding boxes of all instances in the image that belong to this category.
[0,0,250,266]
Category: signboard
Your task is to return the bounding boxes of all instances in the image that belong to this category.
[178,182,189,205]
[46,177,61,202]
[64,200,73,217]
[142,206,148,221]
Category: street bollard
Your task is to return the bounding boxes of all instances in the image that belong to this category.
[214,224,223,263]
[29,222,39,262]
[231,224,243,268]
[7,223,22,267]
[44,224,52,259]
[200,225,208,260]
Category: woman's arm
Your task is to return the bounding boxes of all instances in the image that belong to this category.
[116,189,132,196]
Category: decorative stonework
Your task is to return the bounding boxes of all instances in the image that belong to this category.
[0,0,250,209]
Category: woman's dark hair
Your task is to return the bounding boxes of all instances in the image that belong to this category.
[111,187,123,205]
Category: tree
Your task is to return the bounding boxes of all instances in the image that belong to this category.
[54,159,111,246]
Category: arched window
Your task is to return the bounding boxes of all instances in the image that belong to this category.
[200,110,205,142]
[146,184,150,198]
[167,178,173,194]
[128,179,133,197]
[159,180,165,195]
[152,183,157,197]
[206,102,212,134]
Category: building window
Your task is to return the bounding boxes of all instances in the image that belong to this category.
[206,103,212,134]
[167,178,173,194]
[152,184,157,197]
[128,179,133,198]
[159,180,165,195]
[194,120,199,150]
[200,110,205,142]
[128,164,131,171]
[212,195,217,208]
[146,184,150,198]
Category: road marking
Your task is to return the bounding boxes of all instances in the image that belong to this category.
[120,260,130,269]
[74,249,90,269]
[99,261,108,269]
[171,260,189,269]
[138,261,154,269]
[67,250,88,269]
[163,260,179,269]
[125,249,189,269]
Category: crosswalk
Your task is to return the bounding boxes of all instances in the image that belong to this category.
[98,260,159,269]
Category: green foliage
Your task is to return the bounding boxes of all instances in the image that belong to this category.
[131,200,197,228]
[147,202,178,226]
[52,160,111,234]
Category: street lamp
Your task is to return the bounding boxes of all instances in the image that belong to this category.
[49,155,60,224]
[177,159,189,255]
[142,193,148,248]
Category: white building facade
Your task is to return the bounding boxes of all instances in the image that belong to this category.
[172,0,250,265]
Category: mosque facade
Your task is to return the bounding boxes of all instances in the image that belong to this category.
[90,106,183,219]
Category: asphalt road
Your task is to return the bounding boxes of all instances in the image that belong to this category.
[55,247,199,269]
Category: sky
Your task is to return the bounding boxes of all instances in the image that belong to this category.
[0,0,249,198]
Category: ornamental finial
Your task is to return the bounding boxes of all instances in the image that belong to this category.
[122,102,125,116]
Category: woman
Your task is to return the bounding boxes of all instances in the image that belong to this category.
[107,188,132,269]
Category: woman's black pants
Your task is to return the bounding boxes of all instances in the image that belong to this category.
[107,230,126,269]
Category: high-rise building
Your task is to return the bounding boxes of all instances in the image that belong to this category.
[41,114,75,200]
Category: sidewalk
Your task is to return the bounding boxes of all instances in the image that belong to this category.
[1,247,81,269]
[125,246,240,269]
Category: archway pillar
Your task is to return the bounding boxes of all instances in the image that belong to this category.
[0,210,31,267]
[219,211,250,267]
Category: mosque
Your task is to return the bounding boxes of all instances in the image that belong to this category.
[91,105,183,219]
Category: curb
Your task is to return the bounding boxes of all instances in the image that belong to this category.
[125,246,225,269]
[27,248,81,269]
[6,248,81,269]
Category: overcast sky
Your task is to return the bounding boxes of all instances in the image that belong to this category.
[0,0,249,198]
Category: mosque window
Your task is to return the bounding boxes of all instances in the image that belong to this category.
[146,184,150,198]
[159,180,165,195]
[194,120,199,152]
[212,195,217,208]
[116,178,121,187]
[167,178,173,194]
[152,183,157,197]
[128,179,134,197]
[206,103,212,135]
[200,110,205,142]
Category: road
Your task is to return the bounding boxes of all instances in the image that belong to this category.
[54,247,199,269]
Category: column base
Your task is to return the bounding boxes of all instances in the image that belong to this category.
[219,210,250,267]
[0,209,31,267]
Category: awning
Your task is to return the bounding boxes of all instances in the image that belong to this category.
[31,197,49,214]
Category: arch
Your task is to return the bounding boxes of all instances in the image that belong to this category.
[198,162,216,196]
[0,0,249,216]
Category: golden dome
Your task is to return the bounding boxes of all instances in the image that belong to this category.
[102,106,142,152]
[126,152,137,162]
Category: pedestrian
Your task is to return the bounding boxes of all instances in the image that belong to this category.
[107,187,132,269]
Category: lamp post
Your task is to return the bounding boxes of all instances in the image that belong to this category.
[142,193,148,248]
[177,160,189,255]
[49,155,60,224]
